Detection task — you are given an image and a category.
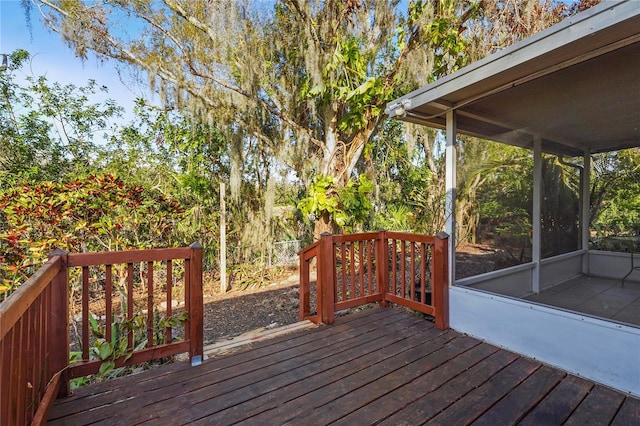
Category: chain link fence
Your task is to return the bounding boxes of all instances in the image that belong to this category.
[270,240,301,267]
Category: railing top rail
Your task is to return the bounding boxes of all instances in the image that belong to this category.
[331,232,381,243]
[67,247,193,267]
[385,231,436,244]
[0,255,62,340]
[298,240,320,256]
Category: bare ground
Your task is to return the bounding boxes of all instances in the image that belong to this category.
[202,273,303,344]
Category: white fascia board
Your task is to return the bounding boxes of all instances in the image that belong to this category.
[386,0,638,117]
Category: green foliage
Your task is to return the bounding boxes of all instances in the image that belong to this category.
[297,176,339,218]
[31,0,493,239]
[99,99,228,270]
[591,149,640,237]
[367,120,445,234]
[0,174,185,297]
[462,141,534,249]
[230,264,284,291]
[70,309,189,385]
[0,49,122,188]
[426,0,484,79]
[298,174,373,231]
[2,3,617,299]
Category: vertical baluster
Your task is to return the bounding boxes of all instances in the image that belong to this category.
[8,325,18,425]
[147,261,154,348]
[32,295,43,419]
[17,316,26,425]
[391,240,397,296]
[166,260,173,343]
[367,240,373,295]
[410,242,416,302]
[1,328,10,426]
[42,284,50,389]
[82,266,90,360]
[421,243,427,305]
[34,291,44,416]
[127,263,134,351]
[27,299,36,422]
[349,242,356,300]
[400,241,406,299]
[105,265,112,343]
[359,241,365,297]
[184,258,191,343]
[341,242,347,302]
[26,304,35,422]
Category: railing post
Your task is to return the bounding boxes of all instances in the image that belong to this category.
[433,232,450,330]
[188,243,204,366]
[376,230,389,307]
[319,233,335,324]
[48,249,69,397]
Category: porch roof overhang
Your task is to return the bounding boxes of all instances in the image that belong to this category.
[385,0,640,157]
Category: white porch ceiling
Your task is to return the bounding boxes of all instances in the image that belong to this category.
[386,0,640,157]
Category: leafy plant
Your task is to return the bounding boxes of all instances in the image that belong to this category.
[298,174,373,233]
[0,174,186,298]
[71,308,189,386]
[230,264,284,291]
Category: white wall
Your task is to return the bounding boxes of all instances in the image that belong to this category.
[539,250,584,289]
[456,263,534,297]
[456,251,585,296]
[589,250,640,282]
[449,286,640,397]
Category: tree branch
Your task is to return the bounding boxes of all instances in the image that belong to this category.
[164,0,218,42]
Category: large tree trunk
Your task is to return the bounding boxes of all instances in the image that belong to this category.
[313,211,337,241]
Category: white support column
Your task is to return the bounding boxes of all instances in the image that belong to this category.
[532,137,542,293]
[445,110,457,286]
[220,182,227,293]
[582,150,591,274]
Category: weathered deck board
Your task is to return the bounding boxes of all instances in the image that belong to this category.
[48,306,640,426]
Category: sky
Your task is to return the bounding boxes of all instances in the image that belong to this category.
[0,0,147,124]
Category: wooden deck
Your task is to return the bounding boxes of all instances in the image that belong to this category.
[48,307,640,425]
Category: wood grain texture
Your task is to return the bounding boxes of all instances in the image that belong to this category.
[48,307,640,426]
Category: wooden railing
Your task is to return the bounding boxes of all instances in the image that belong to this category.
[0,243,203,426]
[299,231,449,330]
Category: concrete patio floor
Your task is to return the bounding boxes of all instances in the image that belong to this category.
[525,276,640,327]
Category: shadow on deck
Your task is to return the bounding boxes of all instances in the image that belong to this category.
[48,307,639,425]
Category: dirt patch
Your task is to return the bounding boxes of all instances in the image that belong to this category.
[203,280,302,344]
[202,271,311,344]
[455,242,527,279]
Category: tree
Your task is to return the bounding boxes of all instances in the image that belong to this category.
[27,0,590,242]
[0,49,123,187]
[590,149,640,237]
[365,120,446,234]
[28,0,491,237]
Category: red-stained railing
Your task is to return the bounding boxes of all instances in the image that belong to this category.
[0,254,66,426]
[0,244,203,426]
[299,231,449,330]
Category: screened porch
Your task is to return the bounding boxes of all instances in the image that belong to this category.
[385,0,640,397]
